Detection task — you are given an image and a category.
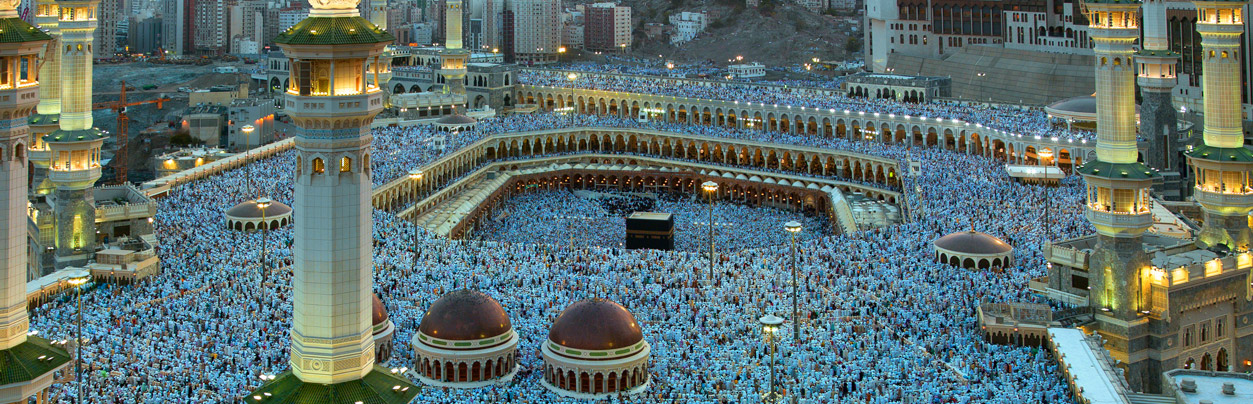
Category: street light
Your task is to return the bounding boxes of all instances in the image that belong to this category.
[67,270,90,404]
[408,169,423,272]
[702,181,718,281]
[241,124,256,151]
[759,314,784,402]
[256,197,272,283]
[784,221,802,343]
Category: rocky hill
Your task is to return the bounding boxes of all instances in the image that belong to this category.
[616,0,863,66]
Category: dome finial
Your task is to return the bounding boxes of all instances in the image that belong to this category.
[308,0,361,17]
[0,0,18,18]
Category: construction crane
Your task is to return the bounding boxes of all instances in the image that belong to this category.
[91,81,170,185]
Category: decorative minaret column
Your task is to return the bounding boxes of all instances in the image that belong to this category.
[45,0,104,269]
[28,0,60,196]
[1077,0,1161,390]
[438,0,470,114]
[1138,0,1183,199]
[367,0,393,107]
[1188,0,1253,251]
[0,0,71,401]
[249,0,417,400]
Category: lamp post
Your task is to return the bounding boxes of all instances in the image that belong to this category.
[701,181,718,281]
[784,221,802,343]
[256,197,272,283]
[67,270,91,404]
[566,73,577,126]
[241,124,255,151]
[759,314,783,402]
[408,169,423,271]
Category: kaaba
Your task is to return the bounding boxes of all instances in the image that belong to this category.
[625,212,674,250]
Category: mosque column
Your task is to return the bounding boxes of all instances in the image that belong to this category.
[28,0,60,196]
[1189,0,1253,250]
[46,0,104,269]
[1077,0,1167,393]
[0,2,69,401]
[250,0,415,399]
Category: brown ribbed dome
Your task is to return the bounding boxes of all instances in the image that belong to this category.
[549,299,643,351]
[418,289,511,341]
[224,198,292,219]
[372,293,389,327]
[934,230,1013,255]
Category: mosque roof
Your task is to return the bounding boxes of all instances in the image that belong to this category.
[933,230,1013,255]
[418,289,512,341]
[28,113,59,126]
[1188,144,1253,163]
[548,298,644,351]
[225,198,292,219]
[436,114,478,125]
[246,366,418,404]
[43,128,106,144]
[1075,161,1160,179]
[275,17,394,46]
[0,337,70,386]
[0,17,52,44]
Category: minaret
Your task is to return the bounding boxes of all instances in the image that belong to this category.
[28,0,60,196]
[1188,0,1253,251]
[44,0,105,269]
[439,0,470,114]
[0,0,72,401]
[367,0,393,107]
[1137,0,1183,199]
[1077,0,1161,390]
[249,0,417,399]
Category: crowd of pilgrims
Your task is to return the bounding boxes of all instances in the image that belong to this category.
[475,190,829,251]
[20,106,1095,403]
[518,69,1094,143]
[541,58,846,90]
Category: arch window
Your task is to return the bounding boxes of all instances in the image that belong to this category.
[340,156,352,172]
[312,158,325,174]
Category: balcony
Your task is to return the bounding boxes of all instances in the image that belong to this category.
[1193,188,1253,210]
[1085,208,1153,231]
[47,166,101,185]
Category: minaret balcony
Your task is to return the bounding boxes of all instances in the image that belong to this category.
[0,85,40,111]
[283,90,384,118]
[1196,23,1244,35]
[1085,208,1154,234]
[47,166,100,184]
[1193,188,1253,211]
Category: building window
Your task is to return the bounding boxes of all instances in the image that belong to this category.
[340,156,352,173]
[312,158,324,174]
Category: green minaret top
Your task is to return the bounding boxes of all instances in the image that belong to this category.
[275,16,393,46]
[0,17,51,44]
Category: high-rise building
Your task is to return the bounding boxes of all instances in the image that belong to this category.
[127,15,162,54]
[47,0,107,268]
[508,0,559,64]
[247,0,418,398]
[97,0,123,55]
[228,0,265,53]
[192,0,226,53]
[583,2,629,53]
[0,3,70,402]
[277,7,308,32]
[160,0,192,55]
